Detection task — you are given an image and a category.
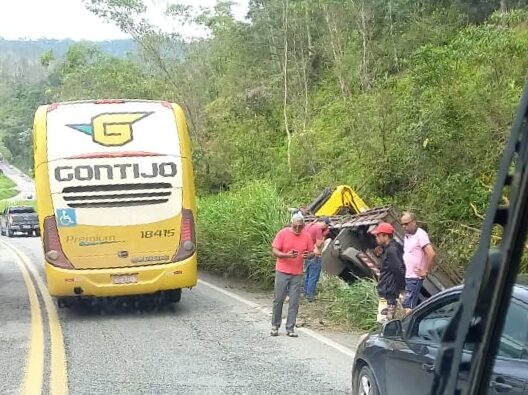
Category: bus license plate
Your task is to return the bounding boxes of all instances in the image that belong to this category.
[111,274,138,284]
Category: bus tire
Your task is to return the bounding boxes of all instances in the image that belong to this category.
[166,289,182,303]
[57,297,73,308]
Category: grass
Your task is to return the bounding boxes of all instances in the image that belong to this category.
[0,199,36,211]
[0,174,17,200]
[315,275,380,331]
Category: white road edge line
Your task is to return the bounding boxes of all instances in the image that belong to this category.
[197,279,356,359]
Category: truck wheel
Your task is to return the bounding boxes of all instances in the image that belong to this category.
[165,289,182,303]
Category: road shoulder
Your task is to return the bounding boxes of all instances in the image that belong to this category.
[197,270,366,353]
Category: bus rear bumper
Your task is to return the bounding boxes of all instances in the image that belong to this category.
[45,256,197,297]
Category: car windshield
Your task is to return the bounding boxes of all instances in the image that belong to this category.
[10,207,35,213]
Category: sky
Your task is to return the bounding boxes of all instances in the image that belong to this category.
[0,0,249,41]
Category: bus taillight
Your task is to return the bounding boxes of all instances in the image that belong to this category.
[172,209,196,262]
[43,216,74,269]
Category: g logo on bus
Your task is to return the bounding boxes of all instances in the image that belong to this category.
[67,112,152,147]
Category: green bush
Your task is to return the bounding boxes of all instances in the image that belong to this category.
[196,180,290,287]
[318,276,379,331]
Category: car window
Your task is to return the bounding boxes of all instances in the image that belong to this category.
[414,300,459,343]
[497,298,528,360]
[410,289,528,362]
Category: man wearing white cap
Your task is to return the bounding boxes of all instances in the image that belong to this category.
[270,213,314,337]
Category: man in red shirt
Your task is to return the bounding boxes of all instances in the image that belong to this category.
[270,213,314,337]
[303,217,331,302]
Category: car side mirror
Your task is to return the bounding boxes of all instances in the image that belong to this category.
[381,319,402,338]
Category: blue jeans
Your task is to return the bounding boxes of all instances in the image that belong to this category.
[304,256,322,300]
[402,278,423,309]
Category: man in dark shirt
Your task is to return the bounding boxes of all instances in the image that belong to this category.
[371,222,405,322]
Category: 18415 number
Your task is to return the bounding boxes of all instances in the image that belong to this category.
[140,229,176,238]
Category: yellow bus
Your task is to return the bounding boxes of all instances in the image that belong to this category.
[33,99,197,306]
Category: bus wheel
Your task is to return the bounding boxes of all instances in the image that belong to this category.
[57,297,73,308]
[165,289,182,303]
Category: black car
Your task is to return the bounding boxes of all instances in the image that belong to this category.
[352,285,528,395]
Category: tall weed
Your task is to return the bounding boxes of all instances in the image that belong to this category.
[318,275,379,331]
[197,180,290,287]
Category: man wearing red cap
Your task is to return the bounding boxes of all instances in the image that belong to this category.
[372,222,406,322]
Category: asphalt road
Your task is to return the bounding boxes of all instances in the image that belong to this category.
[0,163,35,200]
[0,235,355,395]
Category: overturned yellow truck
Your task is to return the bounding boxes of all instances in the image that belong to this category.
[304,185,460,301]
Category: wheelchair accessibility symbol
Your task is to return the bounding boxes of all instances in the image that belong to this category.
[56,208,77,227]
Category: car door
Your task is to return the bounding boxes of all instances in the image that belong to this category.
[488,298,528,394]
[489,358,527,394]
[384,296,460,395]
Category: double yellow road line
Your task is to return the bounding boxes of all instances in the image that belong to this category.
[1,241,68,395]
